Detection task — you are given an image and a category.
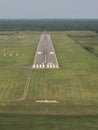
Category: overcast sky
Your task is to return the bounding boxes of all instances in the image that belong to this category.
[0,0,98,19]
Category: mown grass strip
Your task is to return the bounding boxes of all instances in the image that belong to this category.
[0,69,29,101]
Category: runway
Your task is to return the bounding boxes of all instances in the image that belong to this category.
[32,35,59,69]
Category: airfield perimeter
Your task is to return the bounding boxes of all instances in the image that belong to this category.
[0,31,98,129]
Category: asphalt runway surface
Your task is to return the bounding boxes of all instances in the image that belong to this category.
[32,35,59,69]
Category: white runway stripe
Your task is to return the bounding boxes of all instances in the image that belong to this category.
[39,64,42,68]
[32,64,59,69]
[47,64,49,68]
[53,65,55,68]
[36,64,39,68]
[32,64,58,69]
[33,65,35,68]
[42,65,45,68]
[50,65,52,68]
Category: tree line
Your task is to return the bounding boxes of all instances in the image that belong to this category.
[0,19,98,31]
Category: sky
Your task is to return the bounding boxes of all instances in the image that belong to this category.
[0,0,98,19]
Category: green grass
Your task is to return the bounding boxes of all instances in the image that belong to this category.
[51,31,98,69]
[0,31,41,46]
[0,31,17,41]
[0,31,40,66]
[66,30,96,37]
[0,46,35,66]
[1,31,98,129]
[0,69,29,101]
[0,35,6,40]
[0,114,98,130]
[28,69,98,105]
[66,30,98,57]
[27,32,98,106]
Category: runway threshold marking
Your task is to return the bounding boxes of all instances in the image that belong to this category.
[32,64,58,69]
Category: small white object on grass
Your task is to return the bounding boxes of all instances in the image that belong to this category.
[3,53,6,56]
[10,53,12,56]
[16,54,19,56]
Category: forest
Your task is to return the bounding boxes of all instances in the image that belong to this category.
[0,19,98,31]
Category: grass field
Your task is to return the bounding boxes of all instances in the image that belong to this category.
[0,31,40,66]
[28,69,98,105]
[0,35,6,40]
[0,69,29,101]
[28,32,98,104]
[0,114,98,130]
[0,31,98,129]
[66,31,98,57]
